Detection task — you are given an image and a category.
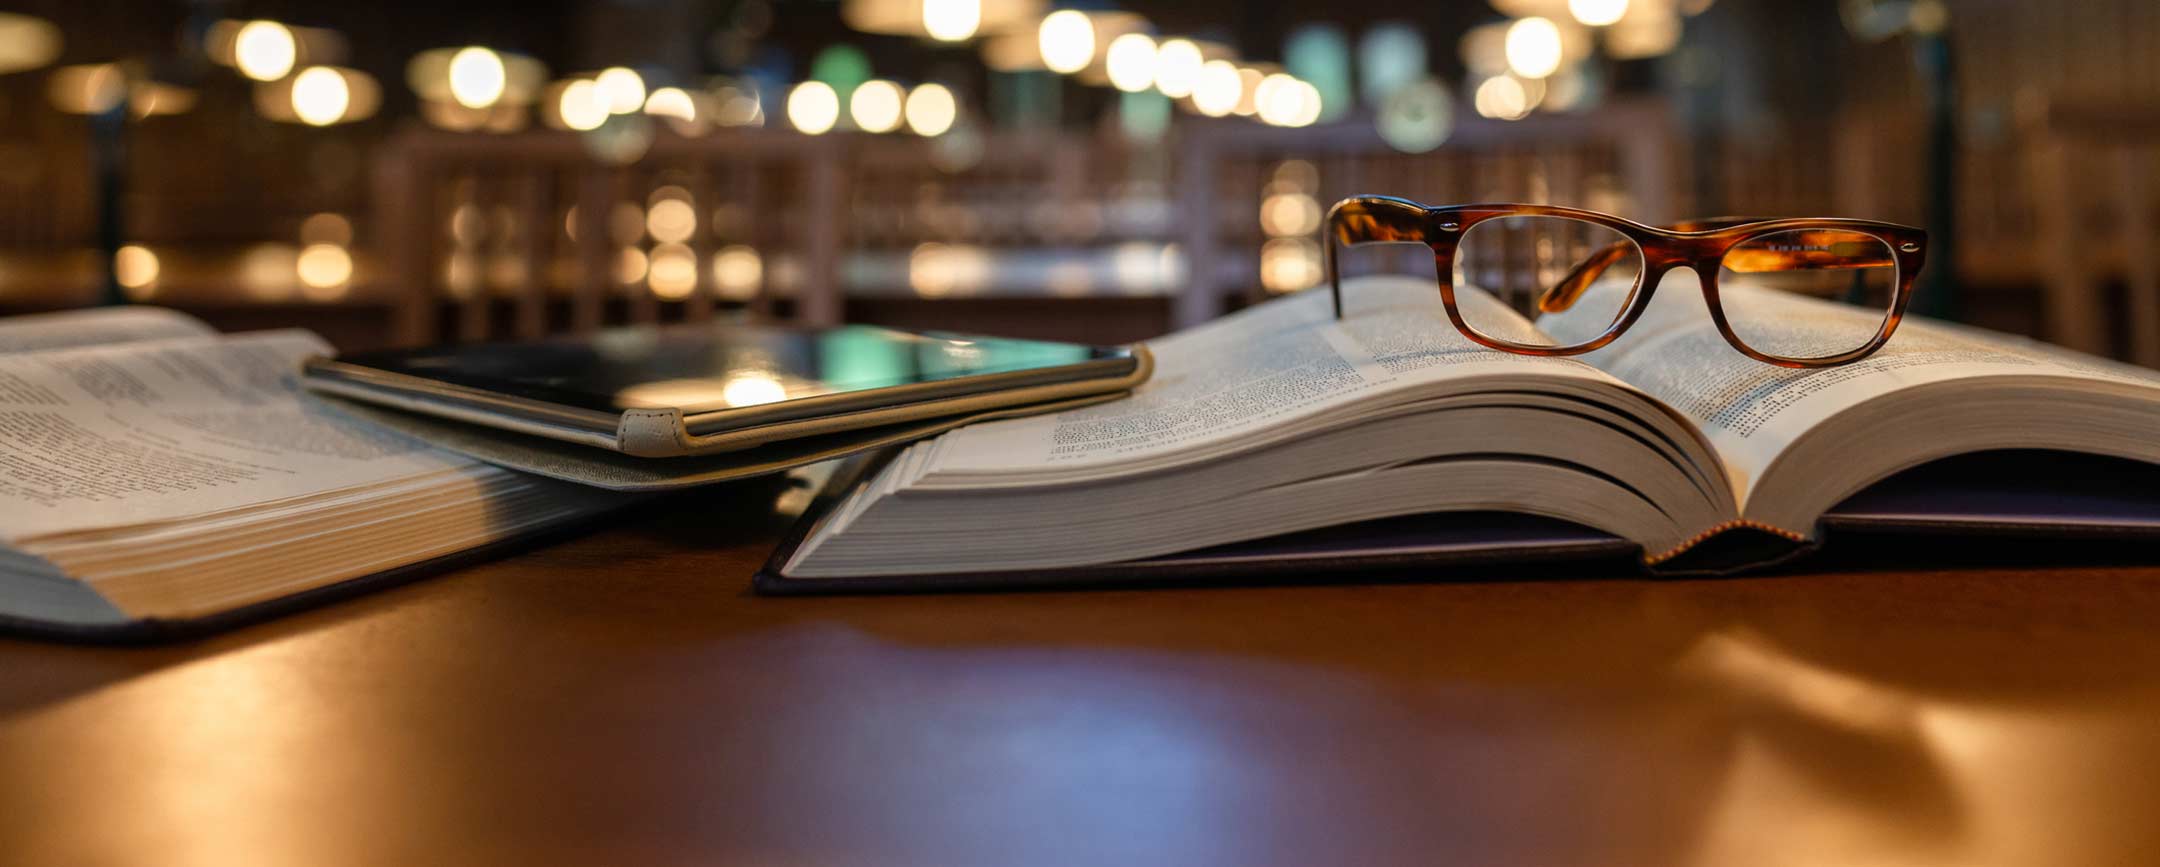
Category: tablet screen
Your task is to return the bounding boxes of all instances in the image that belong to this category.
[330,321,1133,415]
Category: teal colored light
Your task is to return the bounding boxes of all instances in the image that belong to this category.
[818,326,913,388]
[1358,22,1426,108]
[1286,24,1353,122]
[990,70,1061,129]
[809,44,873,105]
[1118,89,1171,143]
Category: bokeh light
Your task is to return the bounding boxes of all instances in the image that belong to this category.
[905,82,957,136]
[1505,17,1564,78]
[47,64,126,114]
[850,79,905,133]
[559,79,608,130]
[646,199,696,244]
[1260,192,1323,236]
[595,66,646,114]
[1378,77,1453,152]
[1192,60,1242,117]
[1038,10,1094,74]
[922,0,981,42]
[1569,0,1630,27]
[787,81,840,134]
[296,243,354,299]
[291,66,350,126]
[647,243,698,299]
[1357,21,1427,107]
[233,20,296,82]
[447,46,506,109]
[1104,33,1157,93]
[712,245,763,300]
[114,245,159,293]
[1260,237,1322,293]
[300,212,353,246]
[644,87,695,120]
[1255,74,1321,127]
[0,13,63,74]
[1473,74,1533,120]
[1285,24,1353,122]
[1152,38,1202,98]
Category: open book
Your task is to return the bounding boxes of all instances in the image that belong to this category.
[769,274,2160,584]
[0,307,626,636]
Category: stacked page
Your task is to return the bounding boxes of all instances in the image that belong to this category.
[780,274,2160,579]
[0,308,625,631]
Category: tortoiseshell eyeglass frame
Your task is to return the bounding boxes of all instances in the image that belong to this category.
[1323,196,1930,368]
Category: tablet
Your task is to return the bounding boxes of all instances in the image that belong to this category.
[301,321,1151,458]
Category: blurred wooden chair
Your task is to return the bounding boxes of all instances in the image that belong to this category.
[2023,100,2160,365]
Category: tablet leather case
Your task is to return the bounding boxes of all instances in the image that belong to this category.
[309,391,1133,490]
[753,449,2160,594]
[304,346,1154,458]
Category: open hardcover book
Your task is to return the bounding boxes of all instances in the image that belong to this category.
[0,308,627,637]
[765,274,2160,587]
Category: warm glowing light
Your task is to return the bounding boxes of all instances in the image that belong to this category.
[1191,60,1241,117]
[233,20,296,82]
[722,373,787,407]
[1255,74,1321,127]
[300,212,353,246]
[787,81,840,134]
[239,244,299,301]
[904,82,956,136]
[595,66,646,114]
[0,13,63,74]
[922,0,981,42]
[1474,75,1533,120]
[1606,9,1682,59]
[446,46,506,109]
[114,245,158,292]
[47,64,126,114]
[1104,33,1157,93]
[908,242,991,297]
[645,199,697,244]
[290,66,350,126]
[1038,10,1094,74]
[850,79,905,133]
[712,245,762,300]
[1260,192,1323,237]
[615,246,649,285]
[559,79,608,131]
[1569,0,1630,26]
[1234,67,1264,116]
[643,86,697,121]
[1152,38,1202,98]
[647,242,698,299]
[1260,237,1322,292]
[296,243,353,298]
[1505,17,1564,78]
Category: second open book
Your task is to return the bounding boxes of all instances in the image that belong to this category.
[772,273,2160,582]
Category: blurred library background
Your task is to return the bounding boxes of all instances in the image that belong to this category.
[0,0,2154,362]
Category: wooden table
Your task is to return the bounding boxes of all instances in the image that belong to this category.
[5,482,2160,866]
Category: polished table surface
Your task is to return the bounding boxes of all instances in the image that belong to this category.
[6,483,2160,866]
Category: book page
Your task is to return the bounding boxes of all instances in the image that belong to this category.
[918,276,1612,477]
[1543,272,2160,496]
[0,331,474,541]
[0,306,214,355]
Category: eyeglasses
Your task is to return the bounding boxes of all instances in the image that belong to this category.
[1324,196,1929,367]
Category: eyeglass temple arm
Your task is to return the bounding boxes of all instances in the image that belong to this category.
[1535,220,1902,314]
[1326,197,1431,320]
